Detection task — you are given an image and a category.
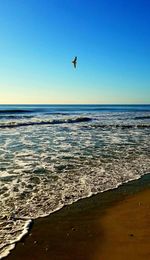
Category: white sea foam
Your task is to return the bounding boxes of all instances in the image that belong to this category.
[0,244,15,260]
[0,219,32,259]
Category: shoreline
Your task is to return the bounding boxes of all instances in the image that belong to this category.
[5,173,150,260]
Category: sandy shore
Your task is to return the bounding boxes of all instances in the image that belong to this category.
[94,189,150,260]
[6,176,150,260]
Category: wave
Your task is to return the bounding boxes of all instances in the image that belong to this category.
[45,112,69,115]
[134,116,150,120]
[0,121,149,129]
[85,124,150,129]
[0,117,92,128]
[0,115,34,119]
[0,109,33,114]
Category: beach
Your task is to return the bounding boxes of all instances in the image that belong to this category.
[0,0,150,257]
[0,0,150,254]
[6,175,150,260]
[96,189,150,260]
[0,104,150,259]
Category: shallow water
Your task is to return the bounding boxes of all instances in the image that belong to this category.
[0,105,150,258]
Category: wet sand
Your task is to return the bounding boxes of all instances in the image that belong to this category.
[6,176,150,260]
[94,189,150,260]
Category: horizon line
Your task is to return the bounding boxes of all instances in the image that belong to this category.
[0,103,150,106]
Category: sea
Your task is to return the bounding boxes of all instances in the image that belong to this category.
[0,104,150,258]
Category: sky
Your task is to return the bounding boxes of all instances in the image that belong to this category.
[0,0,150,104]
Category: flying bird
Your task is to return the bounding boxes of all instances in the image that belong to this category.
[72,56,77,68]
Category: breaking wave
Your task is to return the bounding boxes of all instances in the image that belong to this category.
[0,117,92,128]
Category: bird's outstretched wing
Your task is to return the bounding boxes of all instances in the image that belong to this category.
[74,56,77,62]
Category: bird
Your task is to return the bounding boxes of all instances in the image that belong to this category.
[72,56,77,68]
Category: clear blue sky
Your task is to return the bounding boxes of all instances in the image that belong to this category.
[0,0,150,104]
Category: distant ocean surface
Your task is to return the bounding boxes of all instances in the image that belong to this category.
[0,104,150,258]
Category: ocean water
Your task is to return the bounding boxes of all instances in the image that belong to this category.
[0,104,150,258]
